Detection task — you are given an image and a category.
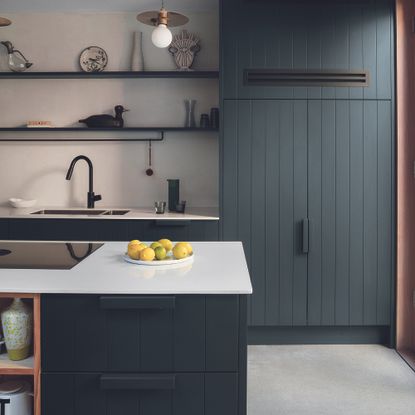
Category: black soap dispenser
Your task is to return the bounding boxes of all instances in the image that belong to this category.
[167,179,180,212]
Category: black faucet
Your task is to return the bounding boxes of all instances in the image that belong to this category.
[65,155,102,209]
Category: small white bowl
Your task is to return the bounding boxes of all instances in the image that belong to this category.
[9,198,37,208]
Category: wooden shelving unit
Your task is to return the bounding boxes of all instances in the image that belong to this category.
[0,354,34,375]
[0,293,41,415]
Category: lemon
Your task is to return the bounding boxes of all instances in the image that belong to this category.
[128,240,141,249]
[150,242,163,250]
[175,242,193,256]
[140,247,155,261]
[173,243,188,260]
[182,242,193,255]
[154,246,167,260]
[159,239,173,252]
[128,244,142,260]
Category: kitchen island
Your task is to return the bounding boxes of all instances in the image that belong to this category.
[0,241,252,415]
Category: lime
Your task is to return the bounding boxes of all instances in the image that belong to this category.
[150,242,163,250]
[154,246,167,260]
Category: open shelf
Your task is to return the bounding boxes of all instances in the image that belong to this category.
[0,354,34,375]
[0,127,219,142]
[0,293,41,415]
[0,70,219,79]
[0,127,219,132]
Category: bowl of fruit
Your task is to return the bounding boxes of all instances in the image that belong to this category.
[123,239,194,266]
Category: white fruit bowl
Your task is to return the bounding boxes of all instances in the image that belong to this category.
[9,198,37,208]
[123,253,194,266]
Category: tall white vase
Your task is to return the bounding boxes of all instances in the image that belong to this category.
[131,31,144,71]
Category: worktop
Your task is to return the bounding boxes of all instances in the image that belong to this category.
[0,241,252,295]
[0,206,219,221]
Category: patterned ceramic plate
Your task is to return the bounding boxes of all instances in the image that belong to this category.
[79,46,108,72]
[123,253,194,266]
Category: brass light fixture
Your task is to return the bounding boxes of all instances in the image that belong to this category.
[0,17,11,27]
[137,1,189,48]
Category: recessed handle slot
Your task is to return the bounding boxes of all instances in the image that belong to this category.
[302,218,309,254]
[244,69,369,87]
[154,220,191,227]
[100,374,176,390]
[99,296,175,310]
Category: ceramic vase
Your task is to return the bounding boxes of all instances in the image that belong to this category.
[131,31,144,71]
[184,99,196,128]
[1,299,33,361]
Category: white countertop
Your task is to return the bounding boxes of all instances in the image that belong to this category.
[0,241,252,295]
[0,206,219,221]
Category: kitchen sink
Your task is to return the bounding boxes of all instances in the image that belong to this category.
[30,209,130,216]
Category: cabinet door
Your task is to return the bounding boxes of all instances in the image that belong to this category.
[0,220,9,239]
[307,100,393,326]
[42,373,238,415]
[222,0,393,101]
[222,100,308,326]
[8,219,129,241]
[42,295,239,373]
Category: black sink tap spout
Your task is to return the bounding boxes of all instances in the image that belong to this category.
[65,155,102,209]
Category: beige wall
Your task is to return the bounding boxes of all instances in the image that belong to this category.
[0,12,219,208]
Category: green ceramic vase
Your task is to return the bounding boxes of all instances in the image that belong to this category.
[1,298,33,361]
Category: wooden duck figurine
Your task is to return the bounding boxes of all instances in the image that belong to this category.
[79,105,129,128]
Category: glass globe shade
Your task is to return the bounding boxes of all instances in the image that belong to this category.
[151,24,173,48]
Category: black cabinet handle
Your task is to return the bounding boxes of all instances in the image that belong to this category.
[100,374,176,390]
[99,296,175,310]
[154,220,191,227]
[302,218,309,254]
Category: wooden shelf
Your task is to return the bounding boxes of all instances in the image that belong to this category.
[0,293,41,415]
[0,354,34,375]
[0,70,219,79]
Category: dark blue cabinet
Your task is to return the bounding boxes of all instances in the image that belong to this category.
[7,219,219,242]
[220,0,395,336]
[41,294,247,415]
[42,373,238,415]
[0,220,9,239]
[222,0,394,101]
[222,99,394,328]
[42,295,239,373]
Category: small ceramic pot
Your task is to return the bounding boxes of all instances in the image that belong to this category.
[1,299,33,361]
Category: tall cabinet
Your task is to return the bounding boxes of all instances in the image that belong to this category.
[221,0,395,341]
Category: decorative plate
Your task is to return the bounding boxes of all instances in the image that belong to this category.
[123,253,194,266]
[79,46,108,72]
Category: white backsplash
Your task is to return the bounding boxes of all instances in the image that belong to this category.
[0,11,219,208]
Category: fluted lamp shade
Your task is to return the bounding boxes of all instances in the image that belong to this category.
[0,17,11,27]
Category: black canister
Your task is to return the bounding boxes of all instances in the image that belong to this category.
[167,179,180,212]
[200,114,210,128]
[210,107,219,129]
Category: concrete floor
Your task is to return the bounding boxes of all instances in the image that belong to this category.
[248,345,415,415]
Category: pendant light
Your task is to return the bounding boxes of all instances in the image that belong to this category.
[0,17,11,27]
[136,1,189,49]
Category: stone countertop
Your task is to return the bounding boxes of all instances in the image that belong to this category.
[0,206,219,221]
[0,241,252,295]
